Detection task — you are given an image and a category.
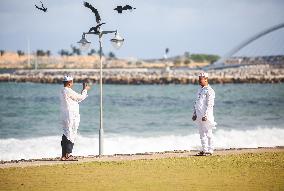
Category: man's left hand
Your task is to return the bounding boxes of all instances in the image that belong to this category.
[202,116,207,121]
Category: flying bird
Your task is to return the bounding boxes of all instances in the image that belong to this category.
[88,23,106,34]
[35,1,47,12]
[123,5,136,11]
[114,6,123,14]
[84,1,101,24]
[165,48,169,54]
[114,5,136,14]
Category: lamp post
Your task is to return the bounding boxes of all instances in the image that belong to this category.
[78,30,124,156]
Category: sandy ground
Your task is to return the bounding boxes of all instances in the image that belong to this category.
[1,147,283,169]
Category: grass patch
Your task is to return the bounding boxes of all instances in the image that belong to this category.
[1,152,284,191]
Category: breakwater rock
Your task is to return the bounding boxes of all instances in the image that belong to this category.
[0,64,283,84]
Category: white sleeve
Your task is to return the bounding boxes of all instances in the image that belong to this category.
[66,88,88,103]
[205,89,215,117]
[193,100,197,115]
[193,89,200,115]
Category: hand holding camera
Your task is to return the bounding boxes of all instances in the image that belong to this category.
[83,82,91,91]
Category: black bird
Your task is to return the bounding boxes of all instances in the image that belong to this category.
[84,1,101,24]
[165,48,169,54]
[88,23,106,34]
[114,5,136,14]
[123,5,136,11]
[114,6,123,14]
[35,1,47,12]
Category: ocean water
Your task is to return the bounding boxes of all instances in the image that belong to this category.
[0,82,284,160]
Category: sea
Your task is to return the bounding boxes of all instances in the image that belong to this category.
[0,82,284,161]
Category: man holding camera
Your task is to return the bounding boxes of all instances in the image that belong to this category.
[192,72,217,156]
[60,76,90,160]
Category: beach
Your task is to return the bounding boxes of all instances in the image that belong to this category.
[0,72,283,191]
[1,1,284,190]
[1,147,284,190]
[1,83,284,161]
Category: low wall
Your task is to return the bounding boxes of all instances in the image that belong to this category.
[0,64,283,84]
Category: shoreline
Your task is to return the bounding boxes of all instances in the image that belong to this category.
[1,146,283,169]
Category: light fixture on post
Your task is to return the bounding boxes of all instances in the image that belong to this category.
[77,33,91,51]
[77,29,124,157]
[80,1,125,157]
[110,31,124,50]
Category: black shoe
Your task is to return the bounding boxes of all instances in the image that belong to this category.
[196,151,206,156]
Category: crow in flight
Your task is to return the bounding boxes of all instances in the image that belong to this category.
[35,1,47,12]
[88,23,106,34]
[114,5,136,14]
[165,48,169,54]
[84,1,101,24]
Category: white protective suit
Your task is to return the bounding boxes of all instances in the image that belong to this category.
[193,84,217,153]
[60,87,88,143]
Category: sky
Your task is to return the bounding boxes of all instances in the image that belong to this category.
[0,0,284,59]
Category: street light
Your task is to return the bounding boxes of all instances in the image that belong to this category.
[77,33,91,51]
[110,32,124,49]
[77,29,124,156]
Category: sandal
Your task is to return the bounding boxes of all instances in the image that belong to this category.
[65,155,78,161]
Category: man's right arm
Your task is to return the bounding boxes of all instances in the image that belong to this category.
[66,88,88,103]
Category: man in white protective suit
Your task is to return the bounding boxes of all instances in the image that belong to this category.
[192,72,217,156]
[60,76,90,160]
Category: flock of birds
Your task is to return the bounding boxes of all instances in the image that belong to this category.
[35,1,136,35]
[35,1,136,14]
[34,1,169,60]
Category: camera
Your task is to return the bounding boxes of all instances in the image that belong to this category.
[83,82,88,89]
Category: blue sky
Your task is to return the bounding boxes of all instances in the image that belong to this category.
[0,0,284,59]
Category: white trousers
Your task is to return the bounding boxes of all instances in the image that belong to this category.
[198,126,214,153]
